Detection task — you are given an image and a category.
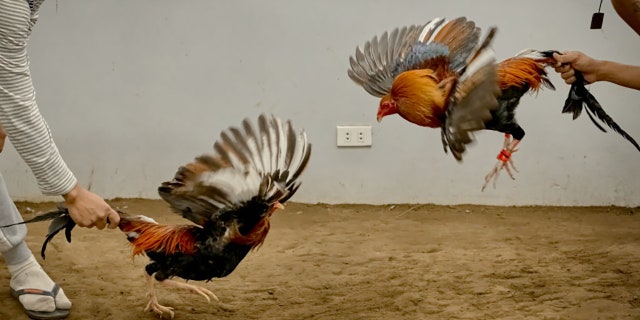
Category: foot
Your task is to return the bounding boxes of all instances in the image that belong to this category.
[160,279,219,303]
[143,272,218,318]
[144,294,175,319]
[144,273,175,319]
[8,255,72,316]
[481,135,520,191]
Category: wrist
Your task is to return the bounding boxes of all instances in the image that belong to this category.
[62,184,82,203]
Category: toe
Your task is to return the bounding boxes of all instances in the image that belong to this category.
[54,287,72,310]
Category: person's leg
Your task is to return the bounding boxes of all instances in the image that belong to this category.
[0,174,72,315]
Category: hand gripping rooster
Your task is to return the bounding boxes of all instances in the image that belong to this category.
[481,49,640,191]
[10,114,311,318]
[348,17,501,161]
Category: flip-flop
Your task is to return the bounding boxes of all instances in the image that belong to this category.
[11,284,70,320]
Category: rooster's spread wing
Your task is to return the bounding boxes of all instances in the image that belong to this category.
[348,17,481,97]
[157,114,311,227]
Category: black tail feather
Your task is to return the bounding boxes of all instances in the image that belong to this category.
[0,205,75,259]
[40,214,75,259]
[563,72,640,152]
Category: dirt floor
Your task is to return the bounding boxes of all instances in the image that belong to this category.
[0,199,639,320]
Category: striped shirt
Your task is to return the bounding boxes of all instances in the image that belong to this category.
[0,0,78,196]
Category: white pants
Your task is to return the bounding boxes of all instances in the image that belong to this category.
[0,174,27,253]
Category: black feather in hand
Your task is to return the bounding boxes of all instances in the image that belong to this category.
[0,204,75,259]
[563,72,640,152]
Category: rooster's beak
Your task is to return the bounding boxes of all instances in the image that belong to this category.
[274,202,285,210]
[376,115,383,123]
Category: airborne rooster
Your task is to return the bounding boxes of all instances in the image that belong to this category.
[481,49,640,190]
[14,114,311,318]
[348,17,500,161]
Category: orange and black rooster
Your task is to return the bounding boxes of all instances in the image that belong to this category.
[348,17,501,161]
[13,114,311,318]
[481,49,640,190]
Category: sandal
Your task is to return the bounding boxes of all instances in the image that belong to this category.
[11,284,70,320]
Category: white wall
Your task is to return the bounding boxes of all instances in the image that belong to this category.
[1,0,638,206]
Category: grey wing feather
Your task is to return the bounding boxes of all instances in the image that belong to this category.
[348,24,425,97]
[442,62,499,161]
[441,28,500,161]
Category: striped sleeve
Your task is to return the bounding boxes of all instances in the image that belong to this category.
[0,102,78,196]
[0,0,78,196]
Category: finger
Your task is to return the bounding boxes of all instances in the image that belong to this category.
[94,217,107,230]
[565,76,576,85]
[552,52,564,66]
[561,69,575,80]
[552,52,568,64]
[554,64,570,73]
[106,210,120,229]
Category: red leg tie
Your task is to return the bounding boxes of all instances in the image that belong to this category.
[497,149,512,162]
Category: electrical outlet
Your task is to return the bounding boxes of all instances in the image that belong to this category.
[336,125,372,147]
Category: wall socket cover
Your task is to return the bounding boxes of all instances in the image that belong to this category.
[336,125,372,147]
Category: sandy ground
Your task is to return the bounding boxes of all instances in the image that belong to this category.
[0,199,639,320]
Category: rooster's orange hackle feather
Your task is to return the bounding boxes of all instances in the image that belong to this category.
[228,203,283,250]
[228,216,271,250]
[390,69,448,127]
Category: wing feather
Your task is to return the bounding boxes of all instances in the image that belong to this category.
[441,27,500,161]
[348,17,483,98]
[158,114,311,226]
[347,23,425,97]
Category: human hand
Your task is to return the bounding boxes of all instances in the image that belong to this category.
[553,51,600,85]
[0,122,6,154]
[62,184,120,229]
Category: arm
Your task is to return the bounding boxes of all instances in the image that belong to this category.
[553,51,640,90]
[0,3,119,229]
[595,60,640,90]
[0,62,119,229]
[0,107,120,229]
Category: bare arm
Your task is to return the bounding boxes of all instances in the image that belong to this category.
[596,60,640,90]
[553,51,640,90]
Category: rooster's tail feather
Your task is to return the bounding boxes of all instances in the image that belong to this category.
[0,205,166,259]
[0,205,75,260]
[564,73,640,152]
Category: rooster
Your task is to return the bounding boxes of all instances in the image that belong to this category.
[481,49,640,190]
[348,17,500,161]
[11,114,312,318]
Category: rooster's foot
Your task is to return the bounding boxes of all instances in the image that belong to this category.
[144,295,175,319]
[161,279,219,303]
[481,148,519,191]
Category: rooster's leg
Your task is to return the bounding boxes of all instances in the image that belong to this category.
[158,279,219,303]
[481,134,521,191]
[144,272,175,319]
[503,138,520,177]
